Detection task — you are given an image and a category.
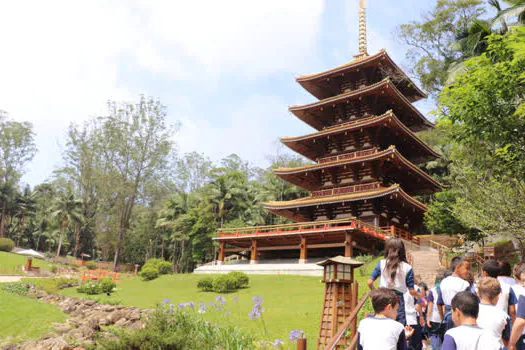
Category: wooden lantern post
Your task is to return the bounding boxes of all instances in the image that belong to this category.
[317,256,364,349]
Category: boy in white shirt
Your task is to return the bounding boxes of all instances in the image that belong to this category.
[476,277,511,348]
[441,291,488,350]
[426,273,445,350]
[437,256,472,331]
[358,288,414,350]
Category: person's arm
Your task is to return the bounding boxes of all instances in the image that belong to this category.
[426,291,434,328]
[503,317,512,347]
[509,288,517,324]
[509,317,525,350]
[415,302,425,326]
[406,269,422,299]
[367,262,381,290]
[509,295,525,350]
[441,334,457,350]
[436,288,445,318]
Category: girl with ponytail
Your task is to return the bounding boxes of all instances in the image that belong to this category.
[368,238,422,325]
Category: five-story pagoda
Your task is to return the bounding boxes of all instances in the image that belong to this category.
[213,1,440,265]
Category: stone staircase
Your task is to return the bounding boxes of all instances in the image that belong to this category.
[405,243,443,287]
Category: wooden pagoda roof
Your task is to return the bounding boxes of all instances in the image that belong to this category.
[289,78,433,132]
[296,50,427,102]
[264,184,427,213]
[281,110,440,163]
[273,146,442,194]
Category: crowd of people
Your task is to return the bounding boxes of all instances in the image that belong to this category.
[358,238,525,350]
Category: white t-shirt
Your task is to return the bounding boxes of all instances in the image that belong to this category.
[358,316,405,350]
[428,287,443,323]
[377,260,413,293]
[477,303,510,348]
[439,275,470,306]
[404,289,418,325]
[495,281,511,314]
[442,325,498,350]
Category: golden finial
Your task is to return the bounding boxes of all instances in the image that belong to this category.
[354,0,368,60]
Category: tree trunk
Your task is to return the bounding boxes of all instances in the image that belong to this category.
[172,239,179,273]
[0,199,6,238]
[73,224,80,258]
[112,226,125,272]
[56,231,64,257]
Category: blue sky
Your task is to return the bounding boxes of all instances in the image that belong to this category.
[0,0,438,187]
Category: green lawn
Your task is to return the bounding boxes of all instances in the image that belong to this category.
[0,251,52,274]
[61,258,378,347]
[0,289,67,345]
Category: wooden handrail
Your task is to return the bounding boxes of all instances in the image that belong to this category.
[217,218,353,234]
[325,291,371,350]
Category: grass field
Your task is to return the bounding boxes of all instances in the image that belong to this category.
[0,289,67,345]
[61,258,378,347]
[0,251,52,274]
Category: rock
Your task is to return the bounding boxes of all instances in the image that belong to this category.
[67,326,94,341]
[114,318,130,327]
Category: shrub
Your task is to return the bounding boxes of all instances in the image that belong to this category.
[0,238,15,252]
[94,306,254,349]
[197,277,214,292]
[0,282,29,296]
[77,283,101,295]
[212,275,237,293]
[227,271,249,289]
[50,265,58,274]
[22,277,80,294]
[99,278,117,295]
[85,261,97,270]
[157,261,172,275]
[140,266,159,281]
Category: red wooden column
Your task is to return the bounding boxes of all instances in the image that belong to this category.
[299,237,308,264]
[217,241,225,265]
[250,239,258,264]
[344,232,353,257]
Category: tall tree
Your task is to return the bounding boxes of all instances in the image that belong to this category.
[51,191,82,257]
[0,112,36,237]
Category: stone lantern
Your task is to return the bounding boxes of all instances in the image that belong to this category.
[316,256,364,349]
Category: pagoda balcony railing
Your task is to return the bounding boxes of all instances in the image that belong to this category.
[380,225,420,246]
[311,182,381,198]
[217,218,397,242]
[317,148,378,164]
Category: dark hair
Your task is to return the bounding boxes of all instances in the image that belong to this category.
[418,282,428,292]
[370,288,399,313]
[450,256,466,273]
[477,277,502,299]
[482,259,500,278]
[383,238,407,283]
[435,270,446,284]
[499,261,512,277]
[451,291,479,318]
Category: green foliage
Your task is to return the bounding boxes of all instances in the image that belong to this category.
[85,261,97,270]
[50,265,58,273]
[141,258,172,277]
[99,279,117,294]
[196,276,214,292]
[157,261,172,274]
[212,274,237,293]
[93,307,255,350]
[0,238,14,252]
[25,277,80,294]
[0,282,29,296]
[227,271,250,289]
[197,272,250,293]
[140,266,159,281]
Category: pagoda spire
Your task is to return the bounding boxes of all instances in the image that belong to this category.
[355,0,368,60]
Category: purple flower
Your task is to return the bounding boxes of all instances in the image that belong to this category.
[215,295,226,304]
[225,311,231,316]
[178,303,186,308]
[289,329,304,341]
[198,302,206,313]
[272,339,284,347]
[232,296,239,302]
[253,295,264,305]
[162,298,171,305]
[187,301,195,308]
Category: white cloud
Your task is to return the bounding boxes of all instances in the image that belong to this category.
[0,1,326,185]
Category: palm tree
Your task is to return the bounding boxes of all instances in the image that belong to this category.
[12,186,36,246]
[492,0,525,29]
[50,191,82,257]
